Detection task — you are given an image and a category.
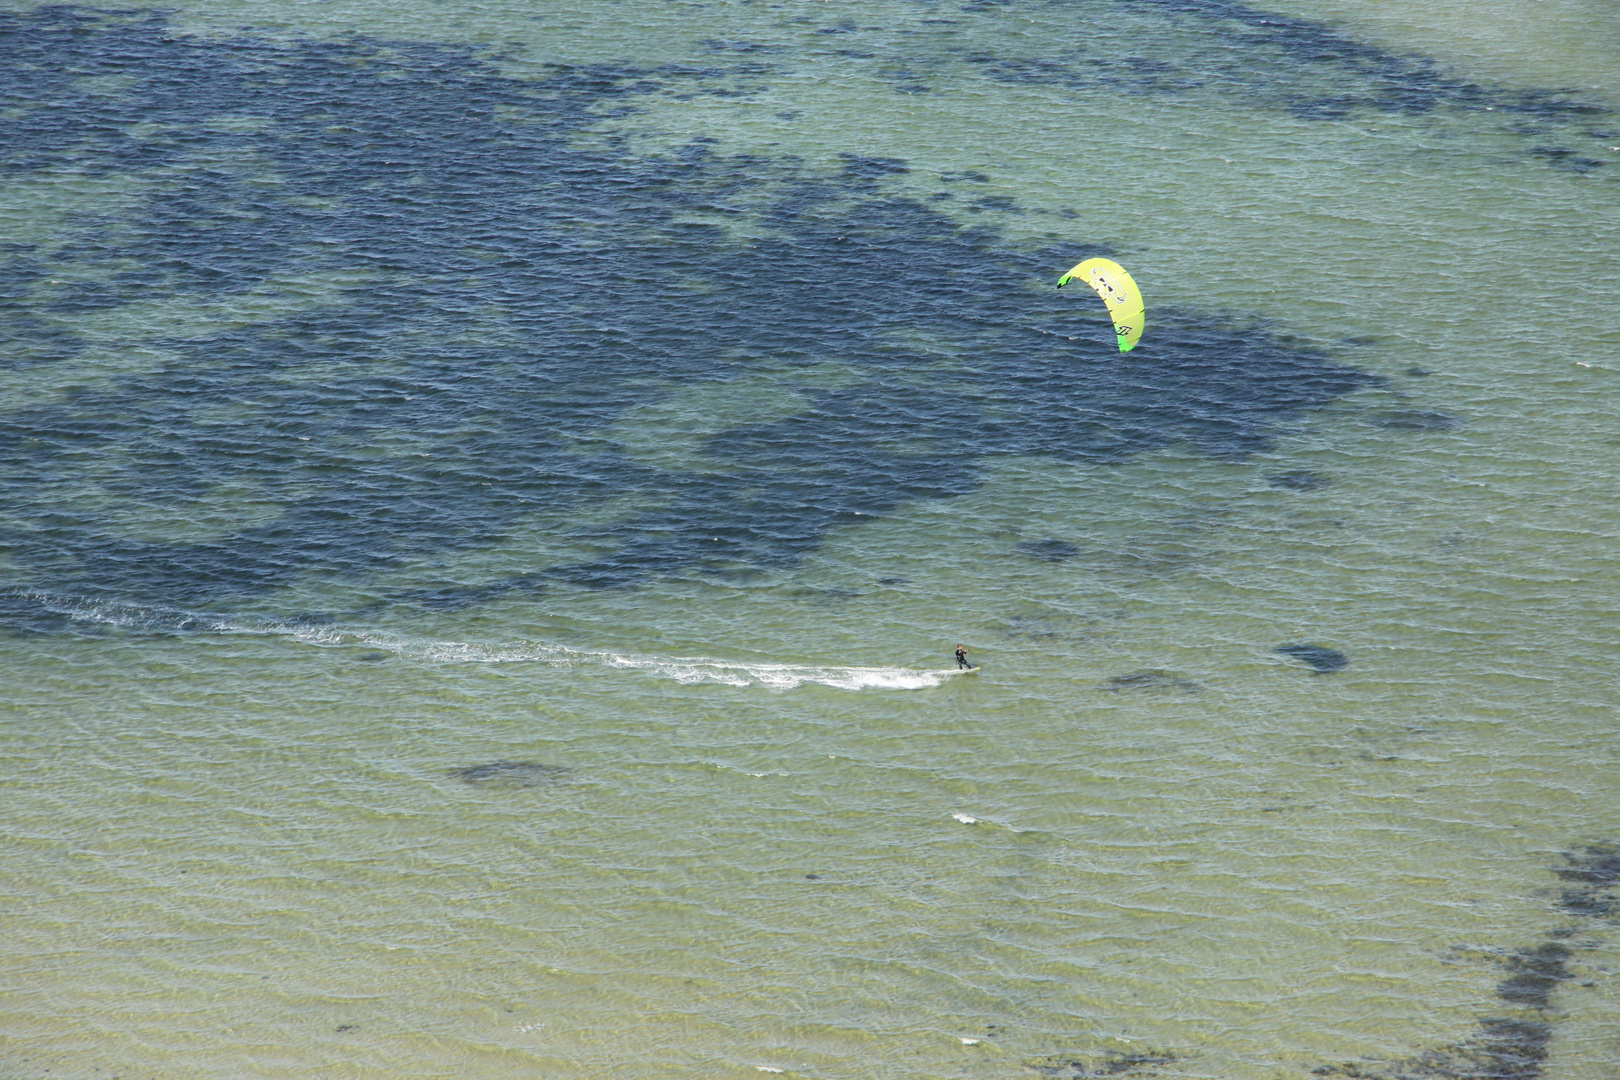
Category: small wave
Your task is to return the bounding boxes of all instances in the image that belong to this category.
[11,590,952,692]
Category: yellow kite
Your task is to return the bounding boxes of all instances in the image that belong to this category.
[1057,257,1143,352]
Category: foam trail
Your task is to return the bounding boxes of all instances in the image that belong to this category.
[19,591,347,644]
[352,632,951,691]
[15,591,953,691]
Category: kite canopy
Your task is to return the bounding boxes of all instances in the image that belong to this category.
[1057,257,1143,352]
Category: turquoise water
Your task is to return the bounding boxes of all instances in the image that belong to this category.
[2,2,1618,1078]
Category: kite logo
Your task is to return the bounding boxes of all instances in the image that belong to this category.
[1089,269,1125,300]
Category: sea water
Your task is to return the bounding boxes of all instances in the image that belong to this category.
[1,1,1617,1077]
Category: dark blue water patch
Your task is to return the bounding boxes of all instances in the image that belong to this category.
[970,196,1020,213]
[840,153,910,183]
[1373,410,1460,432]
[702,39,778,54]
[1141,0,1604,121]
[944,0,1610,170]
[1274,644,1348,672]
[1105,670,1201,693]
[964,50,1202,98]
[0,8,1380,625]
[1018,539,1081,562]
[0,256,92,369]
[450,760,572,787]
[1266,470,1329,491]
[1531,147,1605,173]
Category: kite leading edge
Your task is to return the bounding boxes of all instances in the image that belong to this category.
[1057,257,1143,352]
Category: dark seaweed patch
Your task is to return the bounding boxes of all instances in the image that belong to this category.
[950,0,1610,171]
[0,8,1378,627]
[1314,843,1620,1080]
[1531,147,1606,172]
[1266,470,1330,491]
[1275,644,1348,672]
[450,761,572,787]
[1530,147,1605,173]
[1137,0,1604,127]
[970,52,1201,98]
[1495,943,1570,1009]
[1105,670,1201,693]
[1316,1018,1553,1080]
[1032,1051,1180,1078]
[1374,410,1460,432]
[1018,540,1081,563]
[970,195,1020,212]
[1553,844,1620,886]
[789,586,861,602]
[1557,889,1612,919]
[701,39,777,55]
[1555,844,1620,917]
[839,152,910,179]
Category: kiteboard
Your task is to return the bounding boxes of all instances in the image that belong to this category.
[944,666,981,676]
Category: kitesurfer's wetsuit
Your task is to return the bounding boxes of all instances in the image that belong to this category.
[956,648,970,669]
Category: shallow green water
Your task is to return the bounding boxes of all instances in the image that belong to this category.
[2,1,1619,1078]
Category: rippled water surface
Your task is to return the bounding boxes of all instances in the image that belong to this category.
[3,1,1618,1077]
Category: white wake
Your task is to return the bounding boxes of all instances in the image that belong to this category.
[17,591,954,692]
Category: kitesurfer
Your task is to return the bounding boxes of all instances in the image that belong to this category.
[955,644,971,670]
